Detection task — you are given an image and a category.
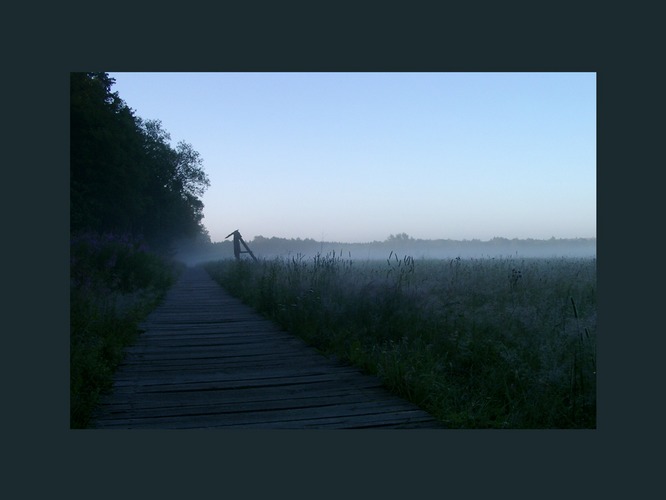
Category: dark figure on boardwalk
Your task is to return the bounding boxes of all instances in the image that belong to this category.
[225,230,258,262]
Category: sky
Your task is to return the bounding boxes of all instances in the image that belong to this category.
[107,72,596,244]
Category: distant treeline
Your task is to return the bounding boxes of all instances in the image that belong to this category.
[175,234,596,265]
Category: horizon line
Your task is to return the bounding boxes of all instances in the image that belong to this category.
[208,235,597,245]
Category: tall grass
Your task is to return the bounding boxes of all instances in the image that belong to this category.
[70,232,181,428]
[205,253,596,428]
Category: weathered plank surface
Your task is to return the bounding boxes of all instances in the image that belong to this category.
[90,265,443,429]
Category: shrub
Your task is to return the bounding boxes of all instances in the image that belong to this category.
[70,231,180,428]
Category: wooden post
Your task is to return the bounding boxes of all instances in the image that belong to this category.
[225,230,258,262]
[239,237,258,261]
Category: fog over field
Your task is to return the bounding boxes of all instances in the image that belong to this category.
[174,235,596,266]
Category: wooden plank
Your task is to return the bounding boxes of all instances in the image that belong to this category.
[96,380,392,410]
[93,389,414,419]
[94,401,436,429]
[90,265,443,429]
[113,357,350,375]
[108,369,381,391]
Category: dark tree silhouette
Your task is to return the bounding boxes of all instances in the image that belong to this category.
[70,72,210,251]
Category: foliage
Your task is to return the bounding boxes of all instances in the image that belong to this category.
[70,72,210,252]
[70,231,181,428]
[205,254,597,428]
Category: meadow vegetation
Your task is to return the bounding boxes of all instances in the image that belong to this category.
[70,232,181,428]
[205,252,596,428]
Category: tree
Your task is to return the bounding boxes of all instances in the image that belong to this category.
[387,233,412,242]
[136,118,209,247]
[70,72,210,251]
[71,72,145,233]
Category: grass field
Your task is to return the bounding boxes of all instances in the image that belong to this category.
[205,252,596,428]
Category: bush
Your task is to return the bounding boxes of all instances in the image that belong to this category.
[70,232,181,428]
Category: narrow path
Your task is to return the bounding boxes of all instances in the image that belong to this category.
[91,266,443,429]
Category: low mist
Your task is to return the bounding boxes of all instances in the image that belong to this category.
[174,234,596,267]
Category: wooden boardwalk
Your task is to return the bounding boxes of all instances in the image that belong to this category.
[91,265,443,429]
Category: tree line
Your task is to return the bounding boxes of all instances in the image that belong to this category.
[70,72,210,251]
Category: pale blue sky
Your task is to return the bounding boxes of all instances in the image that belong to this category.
[107,72,596,243]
